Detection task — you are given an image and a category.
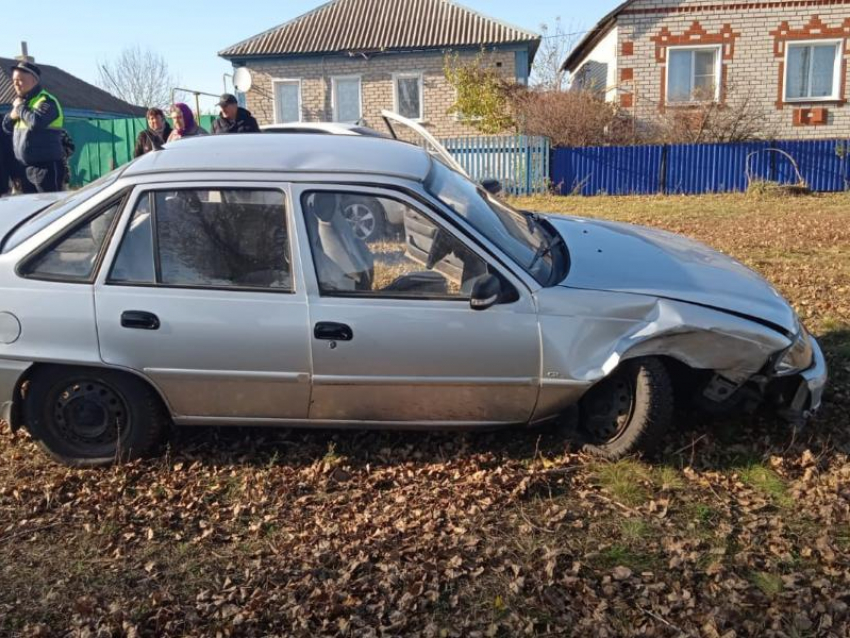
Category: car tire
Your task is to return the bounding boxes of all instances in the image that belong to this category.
[24,366,169,467]
[342,196,386,242]
[579,357,674,460]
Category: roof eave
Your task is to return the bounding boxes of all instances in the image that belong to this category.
[561,0,633,73]
[220,39,542,62]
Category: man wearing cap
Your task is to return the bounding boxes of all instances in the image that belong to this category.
[212,94,260,135]
[1,61,67,193]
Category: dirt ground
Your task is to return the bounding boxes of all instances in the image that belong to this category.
[1,191,848,638]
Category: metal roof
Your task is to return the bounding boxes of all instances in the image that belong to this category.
[0,57,146,116]
[124,134,433,182]
[219,0,540,59]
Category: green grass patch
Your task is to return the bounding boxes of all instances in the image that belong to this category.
[737,464,792,507]
[619,519,651,543]
[591,544,659,572]
[591,460,653,507]
[749,571,784,597]
[654,466,685,491]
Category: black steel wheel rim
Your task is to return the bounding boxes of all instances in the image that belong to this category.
[52,379,129,449]
[584,373,636,444]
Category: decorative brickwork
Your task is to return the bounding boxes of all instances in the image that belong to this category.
[651,21,740,63]
[622,41,635,56]
[621,67,634,81]
[614,0,850,138]
[794,107,829,125]
[770,16,849,109]
[621,93,634,108]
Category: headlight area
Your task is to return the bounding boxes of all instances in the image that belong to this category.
[774,328,815,376]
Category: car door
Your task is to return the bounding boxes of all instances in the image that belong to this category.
[94,183,312,423]
[293,184,541,425]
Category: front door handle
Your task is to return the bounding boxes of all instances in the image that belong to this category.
[314,322,353,341]
[121,310,160,331]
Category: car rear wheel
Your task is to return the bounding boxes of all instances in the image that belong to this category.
[579,358,674,459]
[24,366,169,467]
[342,196,386,242]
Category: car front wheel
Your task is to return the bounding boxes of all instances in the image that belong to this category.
[24,366,169,467]
[579,357,674,459]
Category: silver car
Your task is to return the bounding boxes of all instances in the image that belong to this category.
[0,134,827,466]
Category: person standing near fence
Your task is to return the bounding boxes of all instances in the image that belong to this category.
[0,125,12,196]
[167,103,208,142]
[212,94,260,135]
[134,108,172,157]
[1,61,67,193]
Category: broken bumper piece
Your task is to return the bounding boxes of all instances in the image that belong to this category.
[777,336,828,421]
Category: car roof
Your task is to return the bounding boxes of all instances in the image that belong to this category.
[124,133,432,182]
[261,122,360,134]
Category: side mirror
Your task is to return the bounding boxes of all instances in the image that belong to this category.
[480,179,503,196]
[469,274,502,311]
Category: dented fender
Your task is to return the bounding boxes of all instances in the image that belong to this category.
[531,288,791,421]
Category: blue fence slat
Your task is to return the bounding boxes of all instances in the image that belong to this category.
[666,142,771,194]
[552,145,663,196]
[773,139,850,192]
[550,138,850,197]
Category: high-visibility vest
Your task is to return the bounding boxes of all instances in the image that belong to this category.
[15,89,64,130]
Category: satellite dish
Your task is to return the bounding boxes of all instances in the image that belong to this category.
[233,68,253,93]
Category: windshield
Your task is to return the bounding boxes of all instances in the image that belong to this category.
[2,169,124,253]
[425,160,559,285]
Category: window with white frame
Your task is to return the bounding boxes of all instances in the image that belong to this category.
[667,46,721,103]
[785,41,842,101]
[273,80,302,123]
[394,72,424,121]
[333,76,362,123]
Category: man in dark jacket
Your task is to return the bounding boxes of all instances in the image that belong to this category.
[212,94,260,135]
[1,61,66,193]
[134,107,172,157]
[0,125,12,196]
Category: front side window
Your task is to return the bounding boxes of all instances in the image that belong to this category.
[22,202,120,282]
[109,188,291,291]
[333,77,362,123]
[303,191,492,299]
[394,73,423,120]
[786,42,841,100]
[274,80,302,123]
[667,47,719,103]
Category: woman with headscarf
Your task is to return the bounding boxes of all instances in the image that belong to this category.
[134,108,172,157]
[167,103,208,142]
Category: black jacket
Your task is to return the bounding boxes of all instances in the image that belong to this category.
[212,107,260,135]
[1,85,65,165]
[0,126,13,195]
[134,123,172,158]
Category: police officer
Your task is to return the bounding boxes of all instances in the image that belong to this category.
[1,61,67,193]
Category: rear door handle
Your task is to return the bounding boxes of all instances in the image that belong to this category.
[121,310,160,331]
[314,322,353,341]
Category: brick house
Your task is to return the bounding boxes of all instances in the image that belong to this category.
[219,0,540,138]
[563,0,850,138]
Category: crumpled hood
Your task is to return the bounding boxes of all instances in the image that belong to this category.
[547,215,798,334]
[0,193,64,242]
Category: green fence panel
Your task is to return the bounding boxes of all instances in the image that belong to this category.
[65,115,218,187]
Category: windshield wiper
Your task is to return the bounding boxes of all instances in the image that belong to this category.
[528,231,564,272]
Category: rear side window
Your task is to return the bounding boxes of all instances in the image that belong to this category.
[108,188,292,292]
[21,203,120,282]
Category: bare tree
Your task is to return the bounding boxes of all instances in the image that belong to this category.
[98,46,178,109]
[649,84,775,144]
[530,18,580,92]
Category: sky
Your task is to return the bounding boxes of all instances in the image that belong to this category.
[2,0,622,112]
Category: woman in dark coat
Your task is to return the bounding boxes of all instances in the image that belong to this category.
[134,107,172,158]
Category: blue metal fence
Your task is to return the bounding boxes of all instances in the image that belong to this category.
[442,135,551,196]
[551,139,850,196]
